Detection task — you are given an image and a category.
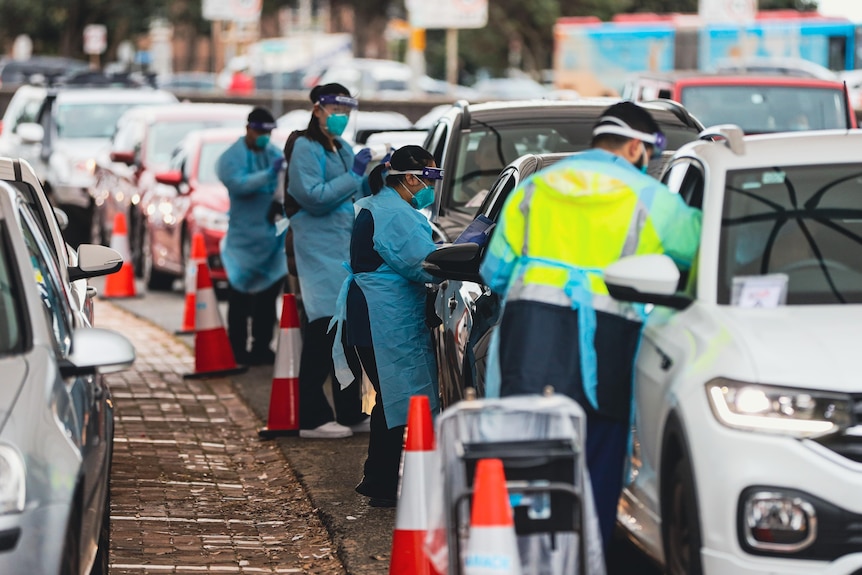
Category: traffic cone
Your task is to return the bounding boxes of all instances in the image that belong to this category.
[463,459,522,575]
[175,233,207,335]
[183,261,247,379]
[389,395,438,575]
[102,212,138,298]
[258,294,302,438]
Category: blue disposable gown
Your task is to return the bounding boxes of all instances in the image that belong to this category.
[331,187,440,428]
[287,136,369,322]
[217,137,287,293]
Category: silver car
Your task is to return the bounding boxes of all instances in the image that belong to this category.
[0,178,134,574]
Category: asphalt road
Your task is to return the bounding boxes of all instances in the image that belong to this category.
[96,276,661,575]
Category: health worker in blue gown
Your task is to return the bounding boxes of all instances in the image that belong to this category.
[330,145,443,506]
[287,83,372,439]
[216,107,287,366]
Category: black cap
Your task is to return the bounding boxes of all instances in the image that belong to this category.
[593,101,660,136]
[247,107,276,131]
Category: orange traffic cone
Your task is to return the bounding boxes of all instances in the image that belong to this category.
[463,459,522,575]
[102,212,138,298]
[389,395,438,575]
[176,233,207,335]
[258,294,302,438]
[183,261,247,379]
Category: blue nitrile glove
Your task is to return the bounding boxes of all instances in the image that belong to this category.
[270,156,286,175]
[352,148,372,176]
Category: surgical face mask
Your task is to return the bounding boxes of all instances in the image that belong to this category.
[325,113,349,136]
[255,134,271,149]
[401,181,435,210]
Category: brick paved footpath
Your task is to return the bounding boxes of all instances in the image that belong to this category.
[97,301,347,574]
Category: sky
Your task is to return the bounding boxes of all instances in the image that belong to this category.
[817,0,862,22]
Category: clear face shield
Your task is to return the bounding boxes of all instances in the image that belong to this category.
[318,94,359,137]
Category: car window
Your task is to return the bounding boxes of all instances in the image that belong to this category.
[479,167,518,220]
[662,159,705,209]
[18,205,73,354]
[57,102,147,139]
[449,123,589,215]
[111,118,144,153]
[718,163,862,305]
[680,85,848,133]
[198,141,233,184]
[0,225,24,355]
[147,120,245,169]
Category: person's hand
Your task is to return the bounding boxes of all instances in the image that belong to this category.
[270,156,286,175]
[267,201,285,224]
[351,148,372,176]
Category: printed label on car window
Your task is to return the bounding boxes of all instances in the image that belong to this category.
[762,171,786,185]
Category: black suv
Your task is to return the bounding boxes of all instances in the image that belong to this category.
[422,98,705,243]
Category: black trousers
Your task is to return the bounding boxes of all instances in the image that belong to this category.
[356,345,404,500]
[227,277,284,362]
[298,317,364,429]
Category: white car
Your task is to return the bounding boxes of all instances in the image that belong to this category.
[609,126,862,574]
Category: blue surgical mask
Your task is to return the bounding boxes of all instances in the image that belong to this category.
[255,134,271,149]
[405,183,435,210]
[325,113,349,137]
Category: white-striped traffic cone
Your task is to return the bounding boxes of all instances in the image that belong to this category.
[258,293,302,438]
[176,232,206,335]
[464,458,522,575]
[183,261,246,379]
[389,395,438,575]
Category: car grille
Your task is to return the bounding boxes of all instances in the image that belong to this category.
[815,396,862,464]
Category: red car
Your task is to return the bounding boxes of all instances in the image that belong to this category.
[622,73,857,133]
[90,102,251,278]
[144,127,289,291]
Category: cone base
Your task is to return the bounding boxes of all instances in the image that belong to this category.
[389,529,436,575]
[183,365,248,380]
[100,294,144,300]
[257,427,300,439]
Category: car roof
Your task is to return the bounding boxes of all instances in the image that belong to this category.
[119,102,252,123]
[53,88,178,104]
[681,128,862,170]
[629,71,845,88]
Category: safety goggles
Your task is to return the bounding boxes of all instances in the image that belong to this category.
[248,121,276,132]
[592,116,667,158]
[388,166,445,181]
[318,94,359,109]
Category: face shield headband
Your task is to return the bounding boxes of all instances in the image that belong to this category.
[317,94,359,109]
[387,166,445,181]
[248,121,276,131]
[592,116,666,158]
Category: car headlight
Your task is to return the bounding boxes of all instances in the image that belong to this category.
[192,205,229,233]
[706,379,853,438]
[0,445,25,514]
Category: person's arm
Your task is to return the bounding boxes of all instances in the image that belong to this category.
[479,188,525,294]
[374,211,439,284]
[216,142,273,196]
[287,138,363,216]
[641,185,702,271]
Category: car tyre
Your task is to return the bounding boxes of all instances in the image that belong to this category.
[142,226,175,291]
[59,499,82,575]
[90,484,110,575]
[663,455,704,575]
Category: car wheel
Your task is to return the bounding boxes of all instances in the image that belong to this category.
[59,500,82,575]
[90,484,110,575]
[663,456,704,575]
[142,226,175,291]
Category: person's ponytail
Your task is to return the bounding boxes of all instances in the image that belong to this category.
[369,163,388,194]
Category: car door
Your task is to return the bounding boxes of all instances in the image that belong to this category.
[627,158,705,527]
[17,201,110,556]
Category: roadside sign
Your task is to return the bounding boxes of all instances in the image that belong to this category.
[202,0,262,23]
[406,0,488,29]
[83,24,107,55]
[698,0,756,24]
[12,35,32,61]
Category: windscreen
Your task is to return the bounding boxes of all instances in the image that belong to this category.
[718,163,862,304]
[198,141,233,185]
[681,85,848,133]
[57,103,147,139]
[147,120,245,168]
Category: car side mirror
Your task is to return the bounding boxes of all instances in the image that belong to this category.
[59,327,135,377]
[110,150,136,165]
[605,254,693,310]
[16,122,44,145]
[68,244,123,282]
[155,170,184,187]
[423,242,484,283]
